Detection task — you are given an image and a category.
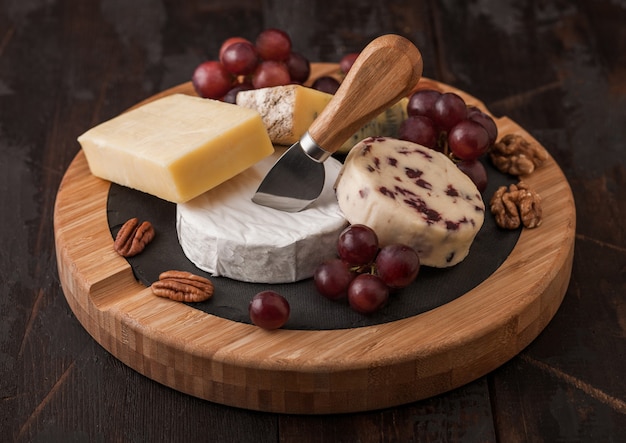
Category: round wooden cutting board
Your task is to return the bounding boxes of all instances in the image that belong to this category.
[53,64,575,414]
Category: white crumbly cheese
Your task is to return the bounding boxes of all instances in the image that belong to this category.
[236,85,332,145]
[335,137,485,267]
[177,148,347,283]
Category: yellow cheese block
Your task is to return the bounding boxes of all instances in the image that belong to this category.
[236,85,408,154]
[78,94,274,203]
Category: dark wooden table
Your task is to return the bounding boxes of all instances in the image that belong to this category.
[2,1,625,441]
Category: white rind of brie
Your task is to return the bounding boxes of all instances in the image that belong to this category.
[176,148,347,283]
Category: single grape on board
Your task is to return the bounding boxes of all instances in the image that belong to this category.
[249,291,290,330]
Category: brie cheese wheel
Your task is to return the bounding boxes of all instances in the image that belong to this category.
[177,148,348,283]
[335,137,485,267]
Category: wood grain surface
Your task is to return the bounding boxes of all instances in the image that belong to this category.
[2,0,625,441]
[53,69,574,414]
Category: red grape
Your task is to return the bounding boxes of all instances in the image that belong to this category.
[220,41,259,76]
[375,244,420,289]
[252,60,291,89]
[314,258,355,300]
[401,89,495,191]
[339,52,359,74]
[192,60,234,99]
[433,92,467,131]
[255,28,292,61]
[407,89,441,119]
[311,76,340,94]
[219,36,251,60]
[249,290,290,330]
[337,224,379,266]
[286,51,310,83]
[457,159,488,192]
[398,115,438,149]
[348,274,389,314]
[222,82,254,104]
[193,29,314,103]
[467,106,498,145]
[448,120,490,160]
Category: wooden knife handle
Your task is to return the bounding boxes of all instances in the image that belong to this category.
[307,34,423,155]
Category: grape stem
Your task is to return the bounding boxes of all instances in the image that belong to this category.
[437,132,451,157]
[437,131,469,164]
[351,263,377,275]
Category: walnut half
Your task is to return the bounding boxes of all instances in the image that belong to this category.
[490,133,548,176]
[490,181,542,229]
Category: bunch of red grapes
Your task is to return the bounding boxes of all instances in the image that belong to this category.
[314,225,420,314]
[399,89,498,192]
[192,28,312,103]
[248,223,419,328]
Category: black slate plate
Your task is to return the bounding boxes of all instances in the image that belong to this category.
[107,157,519,330]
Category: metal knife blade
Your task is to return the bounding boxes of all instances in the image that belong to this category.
[251,134,326,212]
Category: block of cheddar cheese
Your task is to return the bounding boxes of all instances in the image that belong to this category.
[78,94,274,203]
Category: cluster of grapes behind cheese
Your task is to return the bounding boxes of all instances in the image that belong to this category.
[399,89,498,192]
[192,28,312,102]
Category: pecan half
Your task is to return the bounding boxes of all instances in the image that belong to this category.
[114,218,155,257]
[151,270,214,303]
[490,133,548,176]
[490,181,542,229]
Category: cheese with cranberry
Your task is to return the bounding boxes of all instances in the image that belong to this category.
[177,148,347,283]
[335,137,485,267]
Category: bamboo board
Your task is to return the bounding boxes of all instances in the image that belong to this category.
[54,65,575,414]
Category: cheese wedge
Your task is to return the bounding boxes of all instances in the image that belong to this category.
[236,84,332,145]
[78,94,274,203]
[236,85,408,153]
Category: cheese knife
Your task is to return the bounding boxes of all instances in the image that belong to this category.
[252,34,423,212]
